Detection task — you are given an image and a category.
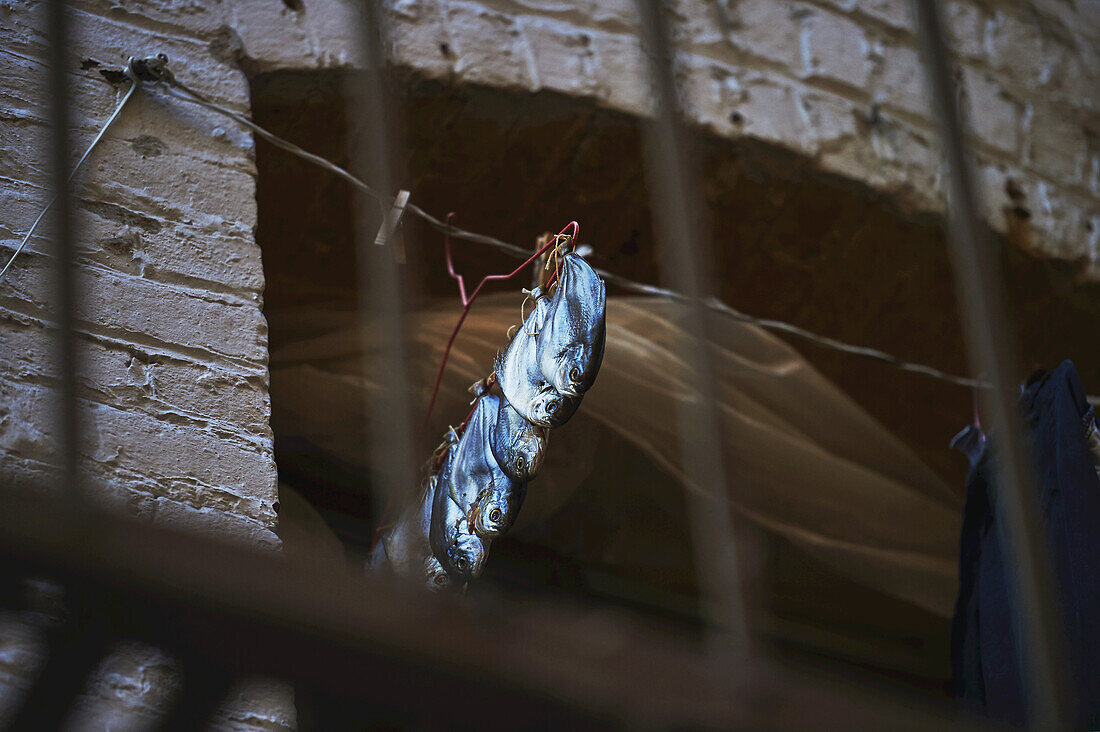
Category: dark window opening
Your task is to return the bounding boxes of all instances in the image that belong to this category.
[250,67,1100,695]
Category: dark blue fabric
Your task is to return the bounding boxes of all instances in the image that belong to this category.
[951,361,1100,728]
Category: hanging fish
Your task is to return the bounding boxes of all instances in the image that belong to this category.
[491,393,548,482]
[537,252,606,398]
[430,431,488,581]
[462,394,527,537]
[495,288,580,427]
[374,478,451,590]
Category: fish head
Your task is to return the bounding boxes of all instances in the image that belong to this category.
[526,384,579,427]
[423,555,452,591]
[471,479,527,538]
[544,339,604,398]
[445,531,487,581]
[492,402,548,481]
[538,256,606,397]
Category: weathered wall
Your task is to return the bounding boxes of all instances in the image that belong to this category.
[235,0,1099,276]
[0,1,278,544]
[0,2,286,727]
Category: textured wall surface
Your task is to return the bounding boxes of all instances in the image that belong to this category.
[0,1,286,727]
[0,1,278,545]
[234,0,1100,276]
[0,0,1097,727]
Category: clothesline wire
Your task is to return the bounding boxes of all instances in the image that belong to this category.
[165,77,993,385]
[6,61,1096,403]
[165,76,1000,393]
[0,70,139,281]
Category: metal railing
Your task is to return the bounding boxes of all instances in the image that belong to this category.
[0,0,1064,727]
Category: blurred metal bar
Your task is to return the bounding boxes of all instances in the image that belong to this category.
[349,1,418,527]
[0,486,986,730]
[46,0,80,502]
[633,0,750,664]
[7,621,109,730]
[912,0,1067,727]
[157,664,234,731]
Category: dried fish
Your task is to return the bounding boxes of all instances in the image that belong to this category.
[374,478,451,590]
[495,288,580,427]
[430,431,488,581]
[491,393,548,482]
[537,253,606,398]
[439,396,527,539]
[466,394,527,537]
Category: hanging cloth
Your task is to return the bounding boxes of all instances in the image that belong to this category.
[950,360,1100,727]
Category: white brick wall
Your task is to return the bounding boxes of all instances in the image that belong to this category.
[229,0,1099,273]
[0,1,278,544]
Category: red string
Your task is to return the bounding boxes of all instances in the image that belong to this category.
[422,219,578,427]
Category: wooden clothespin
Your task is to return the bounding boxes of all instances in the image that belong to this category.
[533,232,553,289]
[374,189,410,264]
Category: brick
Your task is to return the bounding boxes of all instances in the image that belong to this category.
[1022,180,1085,257]
[485,0,639,32]
[0,253,268,366]
[81,0,229,36]
[0,2,252,113]
[387,0,455,79]
[85,137,258,233]
[960,66,1019,155]
[522,17,604,97]
[819,118,942,210]
[724,0,801,67]
[944,1,984,59]
[141,495,281,548]
[675,54,745,135]
[796,88,859,153]
[737,76,804,149]
[857,0,913,31]
[590,31,652,115]
[665,0,726,48]
[1024,108,1088,185]
[0,311,270,436]
[0,119,257,239]
[982,10,1050,90]
[876,45,930,120]
[1,182,264,296]
[443,1,537,90]
[234,0,363,72]
[0,376,277,525]
[1051,52,1100,115]
[216,678,297,730]
[795,7,873,88]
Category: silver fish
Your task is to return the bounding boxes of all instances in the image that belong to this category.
[430,433,488,581]
[376,478,451,591]
[491,393,548,482]
[455,394,527,538]
[495,289,580,427]
[537,253,606,398]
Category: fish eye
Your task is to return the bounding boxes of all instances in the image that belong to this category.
[455,556,467,570]
[434,574,448,586]
[569,366,581,382]
[489,508,502,523]
[515,455,525,469]
[546,400,559,414]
